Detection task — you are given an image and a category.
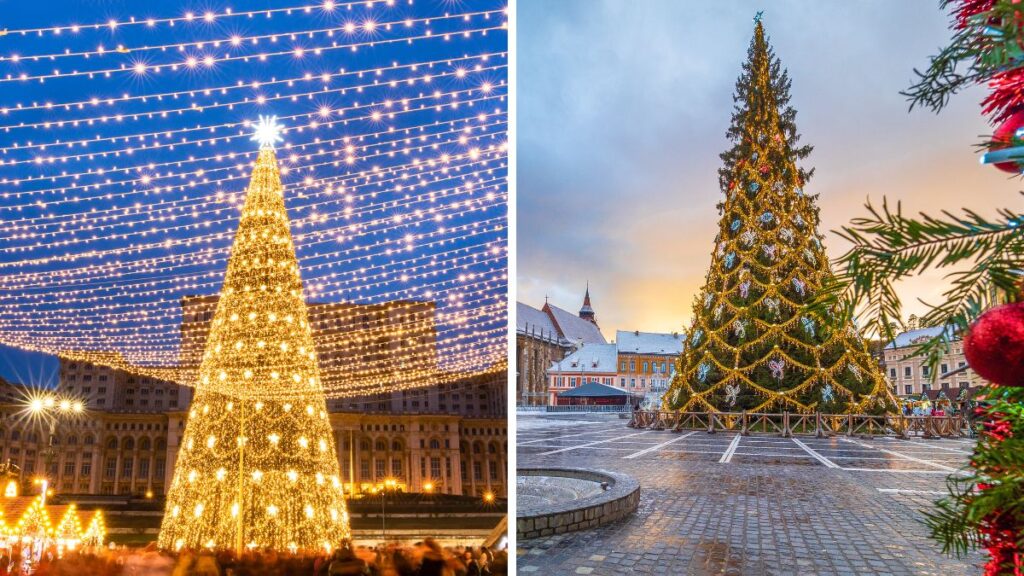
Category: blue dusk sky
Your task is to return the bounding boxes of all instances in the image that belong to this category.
[517,0,1013,340]
[0,0,507,387]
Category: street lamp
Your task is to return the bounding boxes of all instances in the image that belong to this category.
[380,477,397,542]
[18,390,87,491]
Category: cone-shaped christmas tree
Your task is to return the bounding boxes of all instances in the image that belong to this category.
[159,117,350,553]
[663,20,895,414]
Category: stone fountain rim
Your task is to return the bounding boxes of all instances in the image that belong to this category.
[516,466,639,519]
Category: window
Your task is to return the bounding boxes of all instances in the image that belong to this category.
[923,383,931,392]
[619,378,625,387]
[620,362,626,371]
[122,459,133,478]
[629,361,635,371]
[903,367,912,378]
[958,361,966,368]
[642,362,648,373]
[138,458,149,478]
[105,458,116,479]
[959,382,970,389]
[922,366,931,377]
[81,461,92,476]
[391,458,402,476]
[375,459,386,479]
[941,363,949,374]
[630,379,636,388]
[569,377,576,387]
[904,385,912,395]
[154,460,164,479]
[64,461,75,476]
[473,461,482,481]
[430,457,441,479]
[889,368,896,379]
[489,461,498,480]
[360,460,370,480]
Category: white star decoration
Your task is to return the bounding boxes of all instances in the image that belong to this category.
[251,115,284,149]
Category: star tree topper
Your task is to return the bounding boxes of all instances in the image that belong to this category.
[251,115,285,149]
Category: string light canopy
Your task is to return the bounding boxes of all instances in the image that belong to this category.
[0,0,508,398]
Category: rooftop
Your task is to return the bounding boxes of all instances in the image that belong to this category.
[550,343,618,373]
[885,326,956,349]
[616,330,684,355]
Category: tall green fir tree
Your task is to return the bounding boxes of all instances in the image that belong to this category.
[663,20,896,414]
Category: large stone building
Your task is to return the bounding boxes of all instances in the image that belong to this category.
[516,288,607,406]
[614,330,684,396]
[545,330,685,405]
[0,295,507,500]
[882,326,986,398]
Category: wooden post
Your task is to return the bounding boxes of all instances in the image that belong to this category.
[846,413,854,437]
[815,412,823,438]
[782,412,791,438]
[741,411,749,436]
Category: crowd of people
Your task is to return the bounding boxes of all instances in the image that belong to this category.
[0,539,508,576]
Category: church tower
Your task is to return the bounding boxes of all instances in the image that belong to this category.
[578,283,596,325]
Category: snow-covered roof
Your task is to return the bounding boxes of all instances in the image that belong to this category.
[546,304,607,345]
[549,343,618,373]
[885,326,956,349]
[516,302,559,339]
[615,330,684,355]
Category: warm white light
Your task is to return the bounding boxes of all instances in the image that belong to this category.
[251,115,284,149]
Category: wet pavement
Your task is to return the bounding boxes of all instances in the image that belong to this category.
[516,413,982,575]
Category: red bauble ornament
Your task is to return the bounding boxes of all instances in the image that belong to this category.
[964,302,1024,387]
[989,110,1024,173]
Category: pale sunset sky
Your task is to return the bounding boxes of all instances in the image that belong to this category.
[517,0,1015,341]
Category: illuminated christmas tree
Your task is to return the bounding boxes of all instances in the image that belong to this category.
[158,117,350,553]
[663,20,894,414]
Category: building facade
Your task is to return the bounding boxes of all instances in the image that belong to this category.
[614,330,684,397]
[545,330,684,405]
[545,343,618,404]
[882,326,986,398]
[0,292,506,500]
[516,289,607,406]
[0,378,507,499]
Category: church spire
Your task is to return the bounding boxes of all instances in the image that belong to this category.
[578,282,596,324]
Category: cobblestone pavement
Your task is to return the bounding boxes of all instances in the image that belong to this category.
[516,414,983,575]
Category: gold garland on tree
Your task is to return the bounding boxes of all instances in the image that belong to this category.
[663,20,896,415]
[158,117,350,553]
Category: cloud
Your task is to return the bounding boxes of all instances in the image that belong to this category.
[517,0,1012,339]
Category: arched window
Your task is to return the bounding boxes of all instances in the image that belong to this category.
[122,437,135,450]
[106,438,118,450]
[84,435,95,445]
[139,438,151,451]
[472,441,483,455]
[10,430,19,441]
[391,440,402,452]
[375,439,386,452]
[488,443,498,454]
[428,439,441,450]
[359,440,370,451]
[155,438,166,451]
[66,436,77,445]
